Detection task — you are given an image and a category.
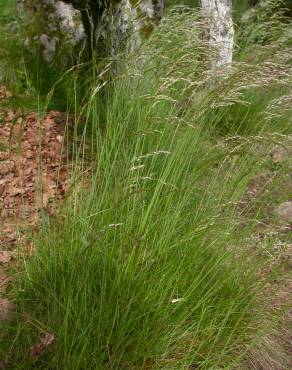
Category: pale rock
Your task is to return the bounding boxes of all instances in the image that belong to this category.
[21,0,163,63]
[274,201,292,223]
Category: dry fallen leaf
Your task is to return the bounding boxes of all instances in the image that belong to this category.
[271,147,284,164]
[0,298,15,321]
[56,135,63,143]
[0,251,13,264]
[30,333,55,358]
[0,274,13,294]
[5,110,16,123]
[0,85,12,100]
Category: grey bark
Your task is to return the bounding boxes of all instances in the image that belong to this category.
[201,0,234,66]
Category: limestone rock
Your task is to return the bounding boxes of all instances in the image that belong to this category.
[20,0,85,63]
[19,0,164,63]
[274,202,292,223]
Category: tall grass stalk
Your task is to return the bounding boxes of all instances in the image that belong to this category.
[2,6,291,370]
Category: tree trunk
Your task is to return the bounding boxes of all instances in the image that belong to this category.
[65,0,164,57]
[20,0,164,63]
[201,0,234,67]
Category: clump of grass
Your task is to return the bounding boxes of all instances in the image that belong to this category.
[2,6,291,370]
[4,78,264,369]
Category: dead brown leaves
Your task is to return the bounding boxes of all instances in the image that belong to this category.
[0,297,15,321]
[0,250,13,264]
[0,109,71,305]
[0,110,70,246]
[30,333,55,358]
[0,85,12,100]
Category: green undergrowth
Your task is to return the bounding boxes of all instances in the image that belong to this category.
[3,75,268,369]
[0,0,87,112]
[1,3,291,370]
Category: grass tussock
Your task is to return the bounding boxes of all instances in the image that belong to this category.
[1,3,291,370]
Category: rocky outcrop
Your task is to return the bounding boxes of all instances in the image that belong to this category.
[19,0,164,63]
[18,0,85,63]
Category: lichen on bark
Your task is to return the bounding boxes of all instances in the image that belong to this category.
[69,0,164,57]
[19,0,85,63]
[20,0,164,63]
[201,0,234,67]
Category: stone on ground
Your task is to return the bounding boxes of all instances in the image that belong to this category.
[274,201,292,223]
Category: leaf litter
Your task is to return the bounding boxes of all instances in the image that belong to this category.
[0,110,70,245]
[30,333,55,358]
[0,105,71,321]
